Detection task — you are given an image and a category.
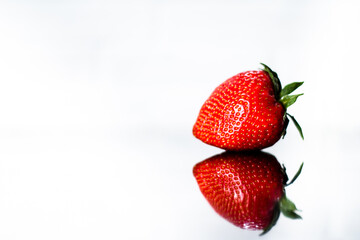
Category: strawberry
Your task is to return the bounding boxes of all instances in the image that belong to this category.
[193,63,303,150]
[193,151,302,235]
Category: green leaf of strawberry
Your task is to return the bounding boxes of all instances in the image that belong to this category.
[280,94,304,109]
[280,82,304,98]
[286,113,304,140]
[285,162,304,186]
[260,63,282,100]
[279,195,302,219]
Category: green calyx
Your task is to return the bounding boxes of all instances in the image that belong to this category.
[283,162,304,186]
[279,195,302,220]
[260,162,304,236]
[260,63,304,140]
[260,196,302,236]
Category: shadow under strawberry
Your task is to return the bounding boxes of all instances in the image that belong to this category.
[193,151,303,235]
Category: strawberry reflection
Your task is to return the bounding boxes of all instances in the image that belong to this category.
[193,151,302,235]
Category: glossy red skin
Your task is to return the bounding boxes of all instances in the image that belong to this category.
[193,70,285,150]
[193,151,285,230]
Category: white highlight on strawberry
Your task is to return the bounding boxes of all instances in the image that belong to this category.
[216,100,250,139]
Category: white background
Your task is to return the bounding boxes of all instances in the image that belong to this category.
[0,1,360,239]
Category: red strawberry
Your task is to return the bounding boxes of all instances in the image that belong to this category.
[193,151,302,235]
[193,63,303,150]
